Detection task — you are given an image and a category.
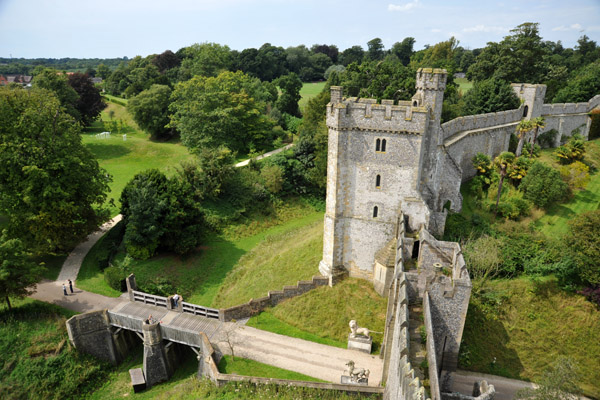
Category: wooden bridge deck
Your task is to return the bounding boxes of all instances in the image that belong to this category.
[108,300,224,347]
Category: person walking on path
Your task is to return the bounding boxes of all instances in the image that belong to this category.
[68,279,73,293]
[173,293,180,308]
[62,283,68,296]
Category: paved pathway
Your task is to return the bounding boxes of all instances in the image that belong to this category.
[448,369,537,400]
[56,215,122,282]
[235,143,294,167]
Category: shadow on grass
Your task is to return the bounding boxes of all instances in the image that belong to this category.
[459,300,525,379]
[85,143,131,160]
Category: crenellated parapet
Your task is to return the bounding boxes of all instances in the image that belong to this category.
[327,92,430,135]
[542,100,596,116]
[440,108,523,142]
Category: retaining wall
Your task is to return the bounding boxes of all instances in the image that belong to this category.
[219,275,329,322]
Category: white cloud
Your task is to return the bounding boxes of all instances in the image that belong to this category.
[552,23,584,32]
[388,0,420,12]
[462,25,507,34]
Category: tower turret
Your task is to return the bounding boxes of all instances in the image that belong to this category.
[412,68,447,123]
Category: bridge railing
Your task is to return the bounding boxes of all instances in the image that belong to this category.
[132,290,168,308]
[181,302,220,320]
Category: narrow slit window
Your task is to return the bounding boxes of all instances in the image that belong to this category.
[375,174,381,188]
[376,138,381,152]
[381,139,387,152]
[373,206,379,218]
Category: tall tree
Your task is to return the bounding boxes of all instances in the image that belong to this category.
[275,73,303,117]
[127,84,173,139]
[462,79,520,116]
[340,45,364,66]
[179,42,232,78]
[493,152,516,217]
[529,117,546,155]
[169,71,275,153]
[0,233,45,309]
[0,87,111,253]
[67,72,106,126]
[467,22,549,83]
[366,38,385,61]
[515,119,534,157]
[391,37,415,66]
[33,68,80,121]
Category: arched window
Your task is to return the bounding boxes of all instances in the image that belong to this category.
[373,206,378,218]
[523,105,529,118]
[381,139,387,152]
[376,138,381,152]
[375,174,381,188]
[413,100,418,107]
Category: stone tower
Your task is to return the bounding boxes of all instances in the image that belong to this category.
[318,69,448,283]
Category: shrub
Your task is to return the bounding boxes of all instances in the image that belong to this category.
[486,182,531,219]
[443,212,492,242]
[560,161,590,191]
[565,210,600,286]
[519,162,569,209]
[537,128,558,148]
[589,109,600,140]
[522,142,541,158]
[104,265,126,291]
[140,277,176,297]
[554,134,586,164]
[578,286,600,307]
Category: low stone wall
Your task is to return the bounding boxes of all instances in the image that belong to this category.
[196,328,384,396]
[441,381,495,400]
[424,294,441,400]
[219,275,329,322]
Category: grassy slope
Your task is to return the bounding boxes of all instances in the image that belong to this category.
[83,101,194,216]
[211,218,323,308]
[0,299,111,400]
[248,278,388,353]
[534,140,600,236]
[299,81,326,110]
[461,277,600,398]
[77,201,323,304]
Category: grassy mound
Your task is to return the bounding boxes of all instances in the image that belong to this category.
[0,299,111,400]
[299,81,327,109]
[212,219,323,308]
[77,200,324,305]
[460,277,600,398]
[248,278,387,352]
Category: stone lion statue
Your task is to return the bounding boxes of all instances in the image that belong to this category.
[349,320,379,338]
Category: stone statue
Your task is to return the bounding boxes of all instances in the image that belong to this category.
[349,320,380,338]
[344,360,369,383]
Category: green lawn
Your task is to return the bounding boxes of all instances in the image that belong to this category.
[78,200,324,305]
[211,218,323,308]
[249,278,387,353]
[217,356,325,382]
[82,102,194,216]
[461,277,600,398]
[455,77,473,94]
[0,299,112,399]
[299,81,326,110]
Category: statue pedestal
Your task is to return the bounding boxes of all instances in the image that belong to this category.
[340,375,368,385]
[348,334,372,354]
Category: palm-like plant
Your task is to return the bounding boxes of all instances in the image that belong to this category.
[515,119,534,156]
[493,151,516,217]
[529,117,546,156]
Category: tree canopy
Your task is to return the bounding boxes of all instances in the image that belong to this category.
[169,71,276,153]
[127,84,174,139]
[67,72,106,126]
[0,87,111,253]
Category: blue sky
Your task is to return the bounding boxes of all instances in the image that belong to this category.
[1,0,599,59]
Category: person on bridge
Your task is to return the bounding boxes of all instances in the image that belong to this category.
[173,293,180,308]
[68,279,73,293]
[62,283,68,296]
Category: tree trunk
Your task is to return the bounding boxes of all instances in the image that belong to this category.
[516,136,525,157]
[5,296,11,310]
[530,127,540,156]
[494,171,506,217]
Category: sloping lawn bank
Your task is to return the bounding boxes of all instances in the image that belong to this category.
[460,277,600,398]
